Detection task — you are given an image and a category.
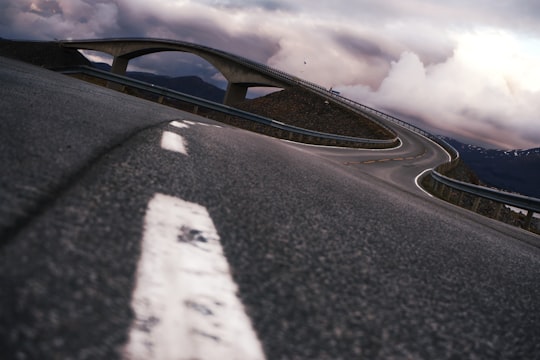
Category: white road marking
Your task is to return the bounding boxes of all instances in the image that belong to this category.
[160,131,187,155]
[123,193,266,360]
[415,168,434,197]
[182,119,223,128]
[169,120,190,129]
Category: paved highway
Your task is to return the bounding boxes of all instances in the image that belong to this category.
[1,56,539,359]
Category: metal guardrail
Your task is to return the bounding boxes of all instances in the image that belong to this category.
[431,171,540,213]
[431,169,539,229]
[59,66,398,147]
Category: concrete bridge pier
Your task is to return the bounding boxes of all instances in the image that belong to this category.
[224,83,248,106]
[111,56,129,74]
[108,56,129,90]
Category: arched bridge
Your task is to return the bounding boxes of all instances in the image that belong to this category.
[60,38,292,105]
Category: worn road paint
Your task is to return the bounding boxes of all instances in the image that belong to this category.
[160,131,187,155]
[123,193,265,360]
[169,120,189,129]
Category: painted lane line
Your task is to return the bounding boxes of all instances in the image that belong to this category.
[345,151,428,166]
[123,193,265,360]
[415,168,434,197]
[180,119,223,128]
[194,122,223,128]
[169,120,190,129]
[160,131,188,155]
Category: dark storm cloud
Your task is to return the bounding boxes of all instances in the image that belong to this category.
[211,0,294,12]
[0,0,121,40]
[333,33,392,61]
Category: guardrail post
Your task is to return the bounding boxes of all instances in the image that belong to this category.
[439,184,446,199]
[443,186,451,201]
[457,192,465,207]
[432,179,439,194]
[158,95,164,104]
[494,203,503,220]
[472,197,481,212]
[524,211,534,230]
[193,105,199,114]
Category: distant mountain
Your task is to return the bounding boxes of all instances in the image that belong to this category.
[92,62,225,103]
[444,138,540,198]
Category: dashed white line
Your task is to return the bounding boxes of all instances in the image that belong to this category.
[169,120,190,129]
[160,131,187,155]
[182,119,223,128]
[123,193,265,360]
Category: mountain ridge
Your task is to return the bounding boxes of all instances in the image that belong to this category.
[444,137,540,198]
[92,62,225,103]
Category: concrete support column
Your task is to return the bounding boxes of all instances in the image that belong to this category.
[111,56,129,75]
[107,56,130,90]
[224,83,248,105]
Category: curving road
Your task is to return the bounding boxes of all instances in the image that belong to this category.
[1,56,539,359]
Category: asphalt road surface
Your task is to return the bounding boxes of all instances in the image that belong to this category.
[1,56,539,359]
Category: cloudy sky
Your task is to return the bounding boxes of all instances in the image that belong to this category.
[2,0,540,149]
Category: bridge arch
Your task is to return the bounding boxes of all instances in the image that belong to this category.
[60,38,290,105]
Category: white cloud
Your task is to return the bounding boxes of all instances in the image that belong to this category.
[340,30,540,149]
[2,0,539,148]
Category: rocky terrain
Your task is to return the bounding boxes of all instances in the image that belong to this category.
[235,86,394,140]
